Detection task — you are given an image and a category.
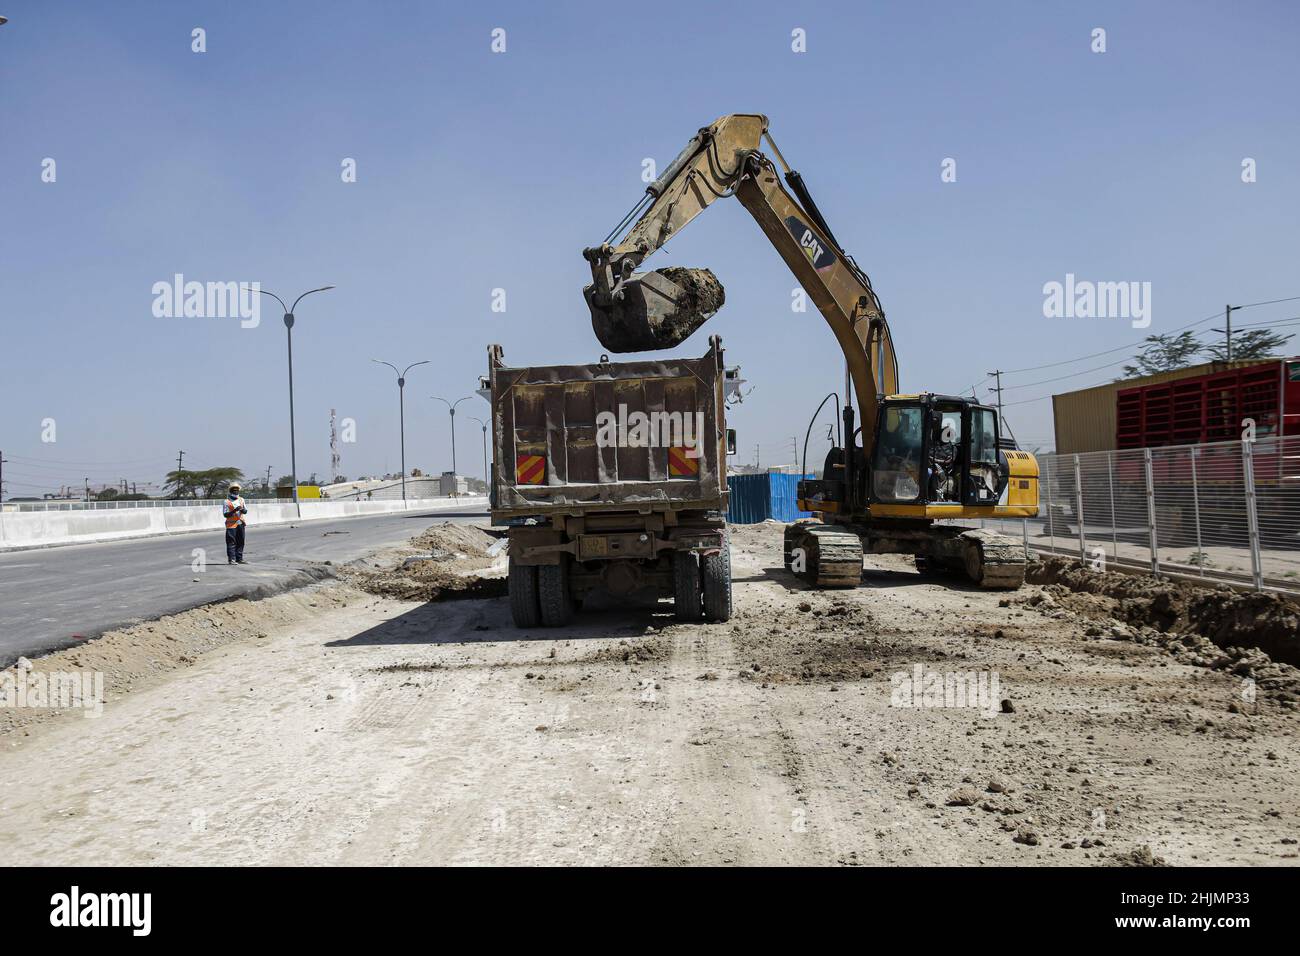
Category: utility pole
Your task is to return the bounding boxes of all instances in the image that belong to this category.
[987,370,1004,418]
[755,443,761,470]
[1223,304,1241,362]
[265,466,273,494]
[0,449,6,502]
[84,478,90,502]
[175,450,185,499]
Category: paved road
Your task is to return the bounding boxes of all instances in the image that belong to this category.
[0,507,488,665]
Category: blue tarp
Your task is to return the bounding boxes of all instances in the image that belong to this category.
[727,473,813,524]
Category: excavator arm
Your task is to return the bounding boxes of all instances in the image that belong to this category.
[583,113,899,431]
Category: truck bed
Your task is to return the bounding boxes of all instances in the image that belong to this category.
[488,339,730,519]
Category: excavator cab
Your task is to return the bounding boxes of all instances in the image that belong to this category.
[800,395,1013,515]
[869,396,1009,509]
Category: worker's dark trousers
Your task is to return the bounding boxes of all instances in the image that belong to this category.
[225,524,245,562]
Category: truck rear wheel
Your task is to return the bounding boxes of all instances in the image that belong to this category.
[538,559,575,627]
[508,556,541,629]
[702,544,733,623]
[673,551,702,621]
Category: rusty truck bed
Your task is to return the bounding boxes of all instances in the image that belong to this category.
[488,339,729,519]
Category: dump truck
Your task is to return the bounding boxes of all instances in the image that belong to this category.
[487,336,738,627]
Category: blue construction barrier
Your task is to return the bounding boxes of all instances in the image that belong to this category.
[726,473,813,524]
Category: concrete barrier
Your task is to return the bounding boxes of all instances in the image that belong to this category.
[0,497,488,552]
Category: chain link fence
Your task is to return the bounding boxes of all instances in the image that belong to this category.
[955,435,1300,593]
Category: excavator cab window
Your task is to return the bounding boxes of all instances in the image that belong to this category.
[872,404,923,503]
[966,406,1001,505]
[928,407,963,503]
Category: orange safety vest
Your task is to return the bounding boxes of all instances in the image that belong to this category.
[223,496,246,529]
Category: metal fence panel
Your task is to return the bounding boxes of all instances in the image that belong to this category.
[938,434,1300,593]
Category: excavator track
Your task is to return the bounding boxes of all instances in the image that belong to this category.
[784,522,863,588]
[958,529,1028,590]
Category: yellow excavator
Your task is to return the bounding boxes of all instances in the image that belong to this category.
[583,113,1039,588]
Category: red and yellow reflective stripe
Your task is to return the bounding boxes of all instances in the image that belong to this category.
[515,454,545,485]
[668,446,700,477]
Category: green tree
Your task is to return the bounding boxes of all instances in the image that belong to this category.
[196,467,245,498]
[164,469,202,498]
[1120,331,1204,379]
[1201,328,1294,362]
[166,467,244,498]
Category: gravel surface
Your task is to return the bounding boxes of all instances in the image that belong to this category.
[1,521,1296,866]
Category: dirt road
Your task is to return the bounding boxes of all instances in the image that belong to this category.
[1,521,1296,866]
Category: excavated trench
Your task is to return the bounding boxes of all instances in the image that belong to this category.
[1028,557,1300,666]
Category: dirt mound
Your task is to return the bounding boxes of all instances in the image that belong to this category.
[0,584,354,737]
[577,634,670,665]
[1028,557,1300,666]
[342,521,506,602]
[410,522,499,558]
[1108,845,1170,867]
[347,571,506,603]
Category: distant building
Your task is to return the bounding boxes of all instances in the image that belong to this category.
[440,471,469,496]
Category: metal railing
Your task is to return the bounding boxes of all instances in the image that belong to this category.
[948,434,1300,594]
[0,491,459,513]
[2,498,232,512]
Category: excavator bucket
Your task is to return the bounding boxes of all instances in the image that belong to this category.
[585,267,725,353]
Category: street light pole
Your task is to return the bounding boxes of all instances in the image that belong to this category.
[373,359,429,502]
[432,396,471,497]
[260,286,335,518]
[468,415,489,489]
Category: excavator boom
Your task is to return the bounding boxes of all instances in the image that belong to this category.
[583,114,1039,592]
[583,113,898,425]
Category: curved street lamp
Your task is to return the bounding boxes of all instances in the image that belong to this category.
[259,286,335,518]
[372,359,429,502]
[432,396,471,496]
[467,415,490,489]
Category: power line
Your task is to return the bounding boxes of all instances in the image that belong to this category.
[997,311,1222,377]
[1223,313,1300,331]
[993,297,1300,382]
[977,303,1300,400]
[1000,354,1146,391]
[3,453,174,466]
[1237,295,1300,309]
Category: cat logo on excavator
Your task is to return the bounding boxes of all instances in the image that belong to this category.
[785,215,836,272]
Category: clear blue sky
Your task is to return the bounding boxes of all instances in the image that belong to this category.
[2,0,1298,497]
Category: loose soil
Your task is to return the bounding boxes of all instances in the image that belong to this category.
[1,521,1296,866]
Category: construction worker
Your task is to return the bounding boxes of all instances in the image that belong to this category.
[223,483,248,564]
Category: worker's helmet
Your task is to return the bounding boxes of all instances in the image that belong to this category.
[229,482,241,492]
